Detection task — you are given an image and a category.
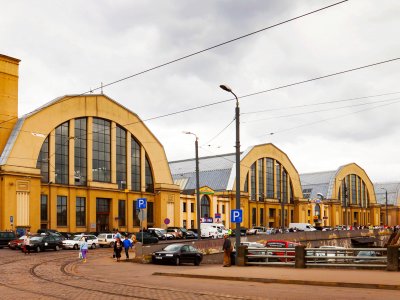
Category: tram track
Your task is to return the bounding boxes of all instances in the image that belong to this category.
[0,248,257,299]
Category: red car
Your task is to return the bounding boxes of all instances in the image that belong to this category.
[8,235,26,250]
[265,240,301,262]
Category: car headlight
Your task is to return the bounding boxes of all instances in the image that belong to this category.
[166,254,173,257]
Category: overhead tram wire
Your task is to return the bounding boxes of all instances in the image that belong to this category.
[1,56,400,140]
[0,0,348,130]
[243,91,400,115]
[267,98,400,136]
[243,96,400,124]
[123,56,400,126]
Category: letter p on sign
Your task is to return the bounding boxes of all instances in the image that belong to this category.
[136,198,147,209]
[230,209,242,223]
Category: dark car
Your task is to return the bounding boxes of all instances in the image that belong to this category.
[230,227,247,236]
[185,230,198,239]
[152,244,203,266]
[0,231,17,248]
[28,235,63,252]
[134,232,159,244]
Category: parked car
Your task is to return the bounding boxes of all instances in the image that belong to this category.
[97,233,116,248]
[230,227,247,236]
[231,242,267,263]
[265,240,301,262]
[0,231,17,248]
[246,228,257,235]
[166,227,184,239]
[185,230,198,239]
[134,232,159,244]
[152,244,203,266]
[354,250,377,263]
[8,235,26,250]
[147,228,174,240]
[252,226,268,234]
[28,235,63,252]
[62,234,98,250]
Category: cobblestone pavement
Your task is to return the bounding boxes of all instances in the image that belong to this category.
[1,247,399,300]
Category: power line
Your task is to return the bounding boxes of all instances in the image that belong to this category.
[243,91,400,115]
[243,96,400,123]
[0,0,349,129]
[268,98,400,135]
[124,56,400,126]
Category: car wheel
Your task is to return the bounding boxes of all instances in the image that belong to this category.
[91,243,96,249]
[175,257,180,266]
[55,245,60,251]
[109,242,114,248]
[73,244,79,250]
[194,257,201,266]
[36,246,41,253]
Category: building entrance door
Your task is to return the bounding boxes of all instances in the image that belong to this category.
[96,198,111,232]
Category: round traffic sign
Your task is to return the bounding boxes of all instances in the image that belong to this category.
[164,218,170,225]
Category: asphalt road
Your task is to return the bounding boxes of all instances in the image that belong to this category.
[0,247,399,299]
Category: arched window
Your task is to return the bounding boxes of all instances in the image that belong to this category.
[315,203,321,217]
[145,156,154,193]
[201,195,210,218]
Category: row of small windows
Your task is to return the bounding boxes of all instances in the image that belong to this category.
[244,158,294,203]
[36,117,153,192]
[41,195,154,227]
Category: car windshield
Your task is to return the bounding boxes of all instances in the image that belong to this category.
[30,236,43,241]
[180,228,187,233]
[158,229,167,234]
[163,244,183,251]
[73,236,82,241]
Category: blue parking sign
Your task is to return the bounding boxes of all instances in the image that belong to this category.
[230,209,242,223]
[136,198,147,209]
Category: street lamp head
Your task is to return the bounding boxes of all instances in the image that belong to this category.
[219,84,232,93]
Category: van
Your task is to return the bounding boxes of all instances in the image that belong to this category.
[289,223,316,232]
[200,226,223,239]
[0,231,16,248]
[201,223,228,235]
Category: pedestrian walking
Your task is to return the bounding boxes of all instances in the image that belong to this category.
[114,237,123,262]
[22,234,31,254]
[222,233,232,267]
[122,236,132,259]
[80,237,88,263]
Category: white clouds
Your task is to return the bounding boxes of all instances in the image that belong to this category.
[1,0,400,181]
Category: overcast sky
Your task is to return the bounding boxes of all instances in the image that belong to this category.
[2,0,400,183]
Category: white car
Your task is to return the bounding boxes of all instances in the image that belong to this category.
[97,233,116,247]
[62,234,98,250]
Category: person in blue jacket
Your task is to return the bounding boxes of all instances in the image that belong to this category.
[122,237,133,259]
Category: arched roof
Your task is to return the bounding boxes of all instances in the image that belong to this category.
[227,143,303,199]
[300,163,376,203]
[0,94,173,184]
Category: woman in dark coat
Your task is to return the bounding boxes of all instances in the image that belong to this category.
[114,237,123,262]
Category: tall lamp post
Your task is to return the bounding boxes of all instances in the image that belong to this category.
[219,84,241,258]
[381,187,388,226]
[183,131,201,240]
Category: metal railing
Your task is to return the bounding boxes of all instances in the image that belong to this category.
[305,247,387,268]
[244,247,389,268]
[246,247,295,266]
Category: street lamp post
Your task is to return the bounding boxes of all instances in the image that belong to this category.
[183,131,201,240]
[219,84,241,260]
[381,187,388,226]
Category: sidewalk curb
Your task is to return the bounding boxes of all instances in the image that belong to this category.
[153,272,400,291]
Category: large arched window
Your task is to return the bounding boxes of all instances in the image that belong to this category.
[339,174,369,208]
[201,195,210,218]
[36,117,155,194]
[55,121,69,184]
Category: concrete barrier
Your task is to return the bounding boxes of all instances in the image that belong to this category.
[386,245,399,271]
